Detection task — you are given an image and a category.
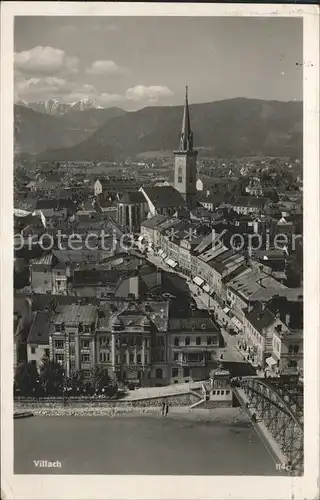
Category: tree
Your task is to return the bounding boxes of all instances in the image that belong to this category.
[14,361,39,396]
[90,366,111,394]
[40,360,65,396]
[67,369,84,395]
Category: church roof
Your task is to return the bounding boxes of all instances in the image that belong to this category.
[142,186,186,209]
[119,191,146,204]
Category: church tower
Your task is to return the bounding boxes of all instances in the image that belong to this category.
[173,86,198,209]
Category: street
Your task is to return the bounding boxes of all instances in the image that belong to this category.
[146,249,250,368]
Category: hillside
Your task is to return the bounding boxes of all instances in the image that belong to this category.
[16,98,302,159]
[14,105,127,154]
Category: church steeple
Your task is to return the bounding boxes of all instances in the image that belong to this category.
[180,85,193,151]
[174,85,198,210]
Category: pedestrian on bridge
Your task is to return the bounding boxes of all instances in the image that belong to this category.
[161,401,165,417]
[164,402,169,417]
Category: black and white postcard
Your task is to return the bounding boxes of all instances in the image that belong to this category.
[1,2,319,500]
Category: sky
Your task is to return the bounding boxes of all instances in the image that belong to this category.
[14,16,303,110]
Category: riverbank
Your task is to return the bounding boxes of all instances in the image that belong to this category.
[14,404,249,422]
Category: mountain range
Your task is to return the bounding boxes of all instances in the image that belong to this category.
[16,98,104,116]
[14,105,126,154]
[14,97,303,160]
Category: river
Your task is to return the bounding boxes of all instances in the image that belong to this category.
[14,414,278,475]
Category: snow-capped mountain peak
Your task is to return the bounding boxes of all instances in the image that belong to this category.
[16,98,105,115]
[69,98,102,111]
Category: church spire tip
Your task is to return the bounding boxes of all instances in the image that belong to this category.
[180,85,193,151]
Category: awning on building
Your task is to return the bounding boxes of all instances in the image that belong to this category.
[231,317,243,331]
[193,276,204,287]
[265,356,277,367]
[203,284,210,293]
[167,259,177,268]
[223,307,230,314]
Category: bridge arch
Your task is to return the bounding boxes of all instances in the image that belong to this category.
[232,376,303,475]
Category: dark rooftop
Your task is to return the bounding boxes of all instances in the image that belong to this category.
[27,311,52,345]
[233,197,271,208]
[142,186,186,209]
[119,192,146,204]
[54,304,97,325]
[245,303,276,336]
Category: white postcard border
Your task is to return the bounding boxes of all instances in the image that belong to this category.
[1,3,319,500]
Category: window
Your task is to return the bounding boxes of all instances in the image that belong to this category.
[31,347,36,354]
[212,390,216,395]
[81,353,90,363]
[226,390,230,395]
[185,337,190,346]
[55,340,64,349]
[144,339,149,348]
[81,340,90,349]
[156,368,163,379]
[207,336,212,345]
[100,352,110,363]
[44,348,49,357]
[145,355,148,364]
[116,355,120,364]
[174,352,179,362]
[55,353,64,363]
[221,390,224,395]
[137,354,141,364]
[216,390,220,395]
[174,337,180,346]
[55,324,61,332]
[172,368,178,378]
[178,166,183,183]
[70,361,76,370]
[196,337,201,346]
[130,354,134,364]
[289,345,294,354]
[294,345,299,354]
[183,367,190,378]
[288,360,297,368]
